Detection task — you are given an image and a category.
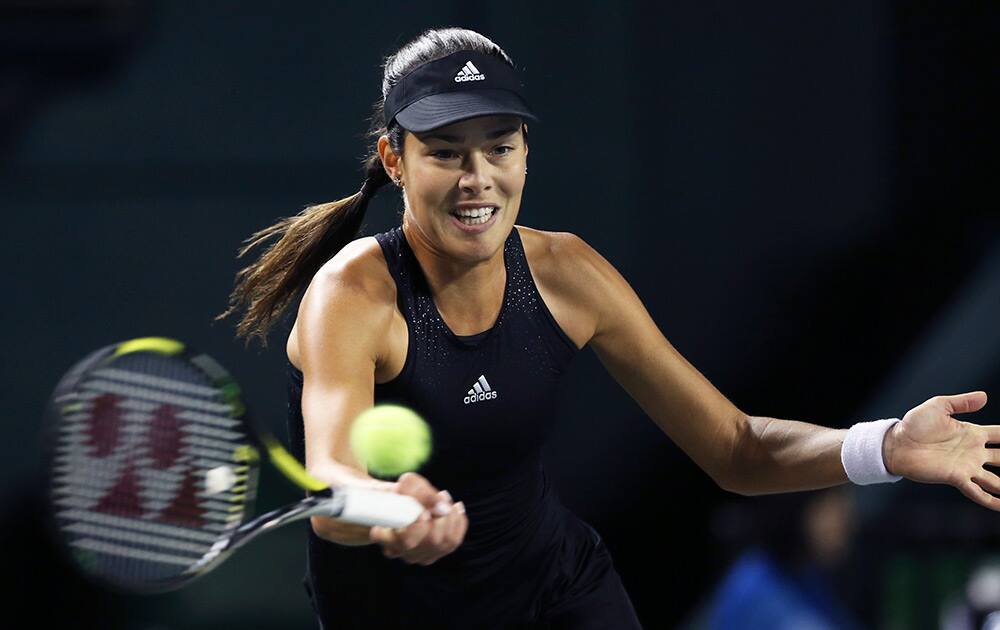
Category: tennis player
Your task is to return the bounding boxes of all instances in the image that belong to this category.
[219,27,1000,630]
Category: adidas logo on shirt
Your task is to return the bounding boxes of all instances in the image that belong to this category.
[464,374,498,404]
[454,61,486,83]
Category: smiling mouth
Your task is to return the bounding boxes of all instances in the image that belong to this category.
[449,206,499,226]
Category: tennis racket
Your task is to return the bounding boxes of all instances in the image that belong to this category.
[41,336,424,593]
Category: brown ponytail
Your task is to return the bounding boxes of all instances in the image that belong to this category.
[215,156,391,347]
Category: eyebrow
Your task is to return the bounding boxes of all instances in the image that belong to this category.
[420,127,520,143]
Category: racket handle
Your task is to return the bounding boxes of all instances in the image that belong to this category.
[329,487,426,529]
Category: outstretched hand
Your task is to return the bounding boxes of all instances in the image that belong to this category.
[884,391,1000,511]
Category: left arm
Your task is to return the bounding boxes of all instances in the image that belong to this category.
[723,416,847,495]
[567,233,846,494]
[551,234,750,491]
[563,234,1000,505]
[732,396,1000,500]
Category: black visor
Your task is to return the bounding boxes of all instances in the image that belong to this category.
[384,50,538,133]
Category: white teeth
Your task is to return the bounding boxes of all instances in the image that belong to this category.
[453,206,497,218]
[452,207,497,226]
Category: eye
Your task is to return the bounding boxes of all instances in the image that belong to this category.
[431,150,457,160]
[492,145,514,156]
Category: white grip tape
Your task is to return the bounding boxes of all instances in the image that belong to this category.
[337,487,425,529]
[841,418,903,485]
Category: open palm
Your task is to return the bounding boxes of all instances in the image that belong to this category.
[887,391,1000,511]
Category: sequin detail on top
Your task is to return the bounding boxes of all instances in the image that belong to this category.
[374,225,577,389]
[371,225,577,492]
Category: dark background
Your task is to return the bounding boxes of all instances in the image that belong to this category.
[2,1,997,628]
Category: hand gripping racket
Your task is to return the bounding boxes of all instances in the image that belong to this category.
[41,337,423,593]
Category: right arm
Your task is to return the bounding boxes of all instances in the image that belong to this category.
[298,240,402,544]
[298,240,467,559]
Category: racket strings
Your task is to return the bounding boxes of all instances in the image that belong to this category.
[50,352,257,590]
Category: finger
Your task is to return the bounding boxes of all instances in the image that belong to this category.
[422,509,456,551]
[372,528,403,559]
[414,536,451,565]
[396,472,444,511]
[445,501,465,539]
[393,547,421,564]
[400,533,441,565]
[974,469,1000,495]
[407,543,440,565]
[937,391,988,415]
[425,516,449,549]
[395,518,433,551]
[432,490,454,517]
[369,526,397,546]
[378,505,430,550]
[959,479,1000,512]
[373,522,428,556]
[449,502,468,546]
[409,506,467,566]
[986,447,1000,466]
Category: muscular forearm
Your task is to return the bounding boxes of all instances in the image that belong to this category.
[725,415,850,495]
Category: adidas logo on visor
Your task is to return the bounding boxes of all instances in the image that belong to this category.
[454,61,486,83]
[463,374,498,404]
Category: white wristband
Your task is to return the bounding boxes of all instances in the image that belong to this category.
[841,418,903,485]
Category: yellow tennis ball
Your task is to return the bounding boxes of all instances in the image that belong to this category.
[349,405,431,477]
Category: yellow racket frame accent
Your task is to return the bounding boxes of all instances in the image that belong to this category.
[233,446,259,464]
[114,337,185,357]
[262,436,328,492]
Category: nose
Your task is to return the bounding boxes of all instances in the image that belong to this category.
[458,152,492,195]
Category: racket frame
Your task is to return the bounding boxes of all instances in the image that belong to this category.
[40,337,422,594]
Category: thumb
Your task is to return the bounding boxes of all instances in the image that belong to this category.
[395,472,441,510]
[940,391,988,415]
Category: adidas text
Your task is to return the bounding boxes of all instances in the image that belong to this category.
[454,61,486,83]
[464,390,498,404]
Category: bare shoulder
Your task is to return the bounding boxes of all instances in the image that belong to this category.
[515,225,621,348]
[514,224,580,268]
[516,225,620,297]
[288,237,396,368]
[310,236,394,298]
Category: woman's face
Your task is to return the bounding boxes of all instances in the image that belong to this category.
[383,114,528,264]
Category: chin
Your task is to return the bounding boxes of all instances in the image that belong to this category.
[453,230,506,261]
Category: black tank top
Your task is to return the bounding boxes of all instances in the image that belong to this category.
[287,225,580,628]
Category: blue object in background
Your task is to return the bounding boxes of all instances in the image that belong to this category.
[705,549,863,630]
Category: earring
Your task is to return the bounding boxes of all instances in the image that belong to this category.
[524,167,528,174]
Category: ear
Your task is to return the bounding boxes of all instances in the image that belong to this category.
[377,135,403,182]
[522,123,529,158]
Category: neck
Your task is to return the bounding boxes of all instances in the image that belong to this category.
[401,221,507,335]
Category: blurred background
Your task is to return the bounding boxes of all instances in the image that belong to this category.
[2,1,997,628]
